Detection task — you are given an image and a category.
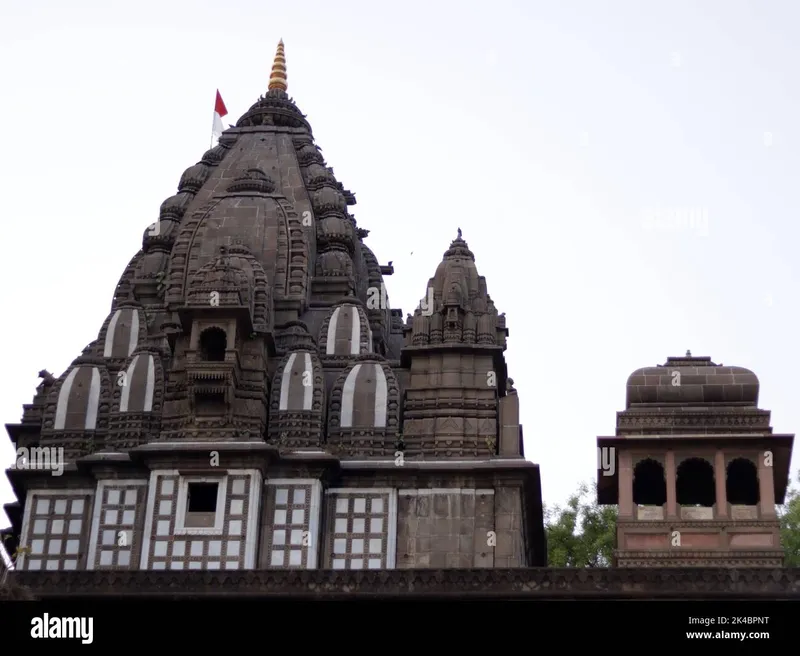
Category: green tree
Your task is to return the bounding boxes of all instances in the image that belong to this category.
[779,473,800,567]
[545,482,617,567]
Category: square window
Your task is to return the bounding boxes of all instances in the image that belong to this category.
[372,498,384,514]
[36,499,50,514]
[351,539,364,554]
[159,500,172,516]
[154,542,168,557]
[105,510,118,525]
[224,561,239,570]
[274,509,287,524]
[208,541,222,557]
[291,509,304,525]
[124,490,137,506]
[273,530,286,546]
[293,489,306,505]
[161,479,174,496]
[107,490,120,505]
[152,561,166,570]
[28,559,42,571]
[65,540,80,555]
[350,559,363,569]
[335,518,348,533]
[370,518,383,533]
[64,560,78,570]
[47,539,62,555]
[191,541,204,557]
[353,498,366,513]
[228,520,242,536]
[31,539,44,555]
[100,551,113,566]
[71,499,84,515]
[118,551,131,567]
[231,479,245,495]
[52,520,64,533]
[369,539,382,554]
[332,558,346,569]
[208,561,221,570]
[33,519,47,534]
[333,539,347,554]
[169,561,184,570]
[226,541,240,557]
[275,489,289,505]
[54,499,67,515]
[289,550,302,566]
[102,530,115,546]
[271,550,285,566]
[290,530,303,546]
[335,498,348,514]
[172,541,186,557]
[189,562,203,570]
[187,482,218,513]
[157,521,171,536]
[230,499,243,515]
[68,520,81,534]
[352,518,365,533]
[46,560,60,571]
[368,558,382,569]
[122,510,135,525]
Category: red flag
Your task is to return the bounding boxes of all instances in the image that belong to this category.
[212,90,228,142]
[214,90,228,118]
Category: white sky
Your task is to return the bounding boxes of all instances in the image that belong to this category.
[1,0,799,530]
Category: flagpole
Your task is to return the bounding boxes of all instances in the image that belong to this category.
[210,105,215,150]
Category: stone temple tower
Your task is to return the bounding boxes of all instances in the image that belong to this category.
[597,353,794,567]
[2,41,546,575]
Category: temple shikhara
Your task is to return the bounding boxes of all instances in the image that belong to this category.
[2,42,798,600]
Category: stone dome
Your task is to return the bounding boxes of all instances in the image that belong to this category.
[625,354,760,407]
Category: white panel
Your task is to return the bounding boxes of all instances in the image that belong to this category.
[349,306,360,355]
[325,307,341,355]
[279,353,297,411]
[144,354,155,412]
[340,364,362,428]
[103,310,122,357]
[128,309,140,356]
[85,368,101,429]
[373,364,387,428]
[54,368,79,430]
[302,352,313,411]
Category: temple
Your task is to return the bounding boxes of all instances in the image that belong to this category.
[2,42,798,600]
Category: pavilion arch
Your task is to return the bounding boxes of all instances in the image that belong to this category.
[726,457,760,505]
[199,327,227,362]
[676,457,716,507]
[632,458,667,506]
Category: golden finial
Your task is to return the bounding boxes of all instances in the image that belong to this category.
[268,39,287,92]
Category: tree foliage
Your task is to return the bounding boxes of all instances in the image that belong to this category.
[545,482,617,567]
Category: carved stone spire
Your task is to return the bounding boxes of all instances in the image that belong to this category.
[268,39,287,92]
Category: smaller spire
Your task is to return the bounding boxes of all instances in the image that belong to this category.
[686,349,692,357]
[268,39,287,92]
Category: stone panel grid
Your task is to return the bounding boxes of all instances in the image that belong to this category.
[396,489,495,568]
[263,479,322,569]
[141,470,260,571]
[87,481,147,570]
[19,490,94,571]
[324,489,397,570]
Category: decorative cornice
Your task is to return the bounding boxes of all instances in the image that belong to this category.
[10,568,800,599]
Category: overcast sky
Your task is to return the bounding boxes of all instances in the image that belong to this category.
[1,0,799,529]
